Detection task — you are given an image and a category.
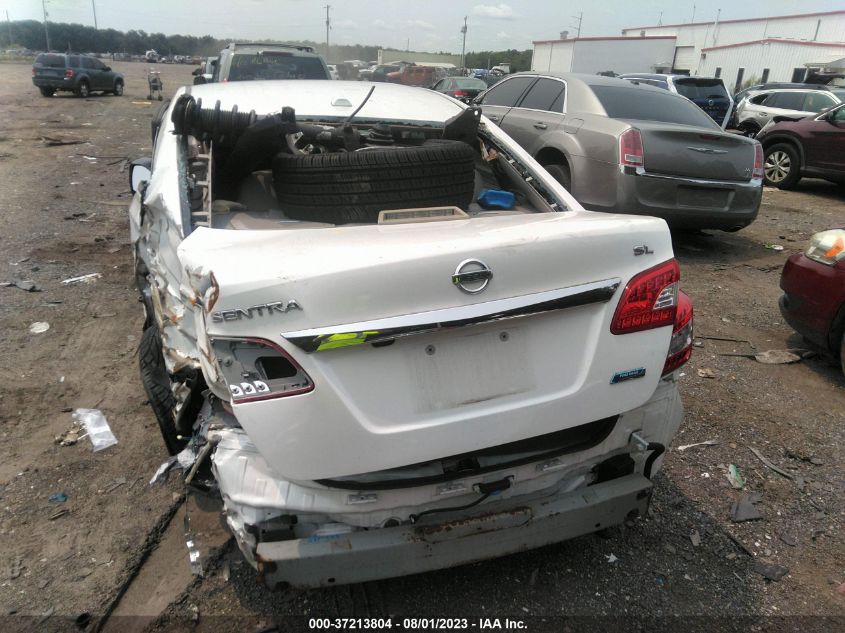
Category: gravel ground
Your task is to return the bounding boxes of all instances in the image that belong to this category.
[0,60,842,633]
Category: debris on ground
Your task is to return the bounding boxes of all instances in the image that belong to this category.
[605,553,618,563]
[4,279,41,292]
[55,424,82,446]
[763,243,785,251]
[61,272,102,285]
[779,533,798,547]
[8,557,22,580]
[48,509,69,521]
[677,439,719,451]
[726,464,745,490]
[41,135,88,146]
[72,408,118,451]
[752,560,789,582]
[102,477,128,494]
[48,491,68,503]
[29,321,50,334]
[690,530,701,547]
[750,447,795,480]
[697,368,717,378]
[719,349,809,364]
[731,492,763,522]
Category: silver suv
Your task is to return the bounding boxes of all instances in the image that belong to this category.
[735,87,845,136]
[212,42,331,82]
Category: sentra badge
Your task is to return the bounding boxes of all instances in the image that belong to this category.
[211,300,302,323]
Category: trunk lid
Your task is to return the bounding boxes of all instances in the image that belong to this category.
[180,212,675,480]
[635,121,755,182]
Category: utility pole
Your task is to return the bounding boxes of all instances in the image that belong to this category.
[571,11,583,38]
[41,0,51,51]
[460,16,467,70]
[91,0,98,30]
[5,11,12,47]
[691,4,696,23]
[324,4,330,57]
[658,11,663,26]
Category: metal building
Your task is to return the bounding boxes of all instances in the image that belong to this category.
[698,39,845,91]
[531,36,677,75]
[621,10,845,75]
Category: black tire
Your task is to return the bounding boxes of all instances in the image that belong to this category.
[272,140,476,224]
[139,325,184,455]
[76,80,90,98]
[737,121,760,138]
[39,87,55,97]
[764,143,801,189]
[544,162,572,191]
[112,79,124,96]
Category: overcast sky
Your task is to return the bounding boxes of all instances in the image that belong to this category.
[3,0,844,52]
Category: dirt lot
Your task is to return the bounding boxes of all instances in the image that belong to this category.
[0,60,843,632]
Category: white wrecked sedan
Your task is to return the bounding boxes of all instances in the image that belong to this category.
[130,80,693,588]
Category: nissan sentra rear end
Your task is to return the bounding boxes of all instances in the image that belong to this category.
[131,80,693,587]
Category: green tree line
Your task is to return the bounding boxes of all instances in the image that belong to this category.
[1,19,531,70]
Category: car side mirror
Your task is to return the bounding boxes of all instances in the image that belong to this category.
[130,157,152,194]
[105,66,111,71]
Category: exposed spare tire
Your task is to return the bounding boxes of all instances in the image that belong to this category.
[272,140,476,224]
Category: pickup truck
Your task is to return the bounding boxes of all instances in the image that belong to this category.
[129,80,693,588]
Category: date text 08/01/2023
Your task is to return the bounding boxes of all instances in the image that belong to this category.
[308,618,528,630]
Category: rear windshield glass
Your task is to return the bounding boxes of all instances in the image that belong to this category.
[591,85,719,128]
[673,79,729,101]
[454,78,487,90]
[35,54,65,67]
[831,89,845,101]
[228,54,327,81]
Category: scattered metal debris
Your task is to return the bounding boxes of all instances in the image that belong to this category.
[61,273,102,285]
[697,368,717,378]
[3,279,41,292]
[731,492,763,522]
[677,439,719,452]
[41,136,87,146]
[102,477,128,494]
[696,335,756,349]
[72,409,118,452]
[750,447,794,481]
[719,349,809,364]
[48,509,69,521]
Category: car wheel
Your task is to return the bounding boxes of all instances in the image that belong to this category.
[738,121,760,138]
[112,80,124,96]
[764,143,801,189]
[39,87,55,97]
[543,163,572,191]
[272,140,476,224]
[76,80,90,98]
[139,325,187,455]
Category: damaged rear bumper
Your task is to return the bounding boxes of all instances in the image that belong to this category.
[256,473,651,588]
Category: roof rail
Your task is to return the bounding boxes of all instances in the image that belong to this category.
[227,42,316,53]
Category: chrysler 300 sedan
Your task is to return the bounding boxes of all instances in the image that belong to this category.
[474,73,763,231]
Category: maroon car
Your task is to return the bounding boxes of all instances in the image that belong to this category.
[779,229,845,376]
[757,102,845,188]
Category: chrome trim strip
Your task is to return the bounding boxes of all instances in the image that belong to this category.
[626,166,760,188]
[282,277,621,353]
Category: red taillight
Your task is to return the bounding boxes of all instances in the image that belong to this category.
[751,142,764,181]
[662,290,694,375]
[32,67,36,76]
[611,259,680,334]
[619,128,644,167]
[65,69,74,78]
[451,90,469,97]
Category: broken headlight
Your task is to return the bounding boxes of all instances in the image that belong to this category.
[210,337,313,403]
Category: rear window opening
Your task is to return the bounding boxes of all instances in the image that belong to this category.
[591,85,719,128]
[172,95,564,232]
[672,79,729,101]
[35,54,65,68]
[228,54,328,81]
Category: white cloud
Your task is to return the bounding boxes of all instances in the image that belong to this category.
[472,3,515,20]
[496,31,510,39]
[406,19,435,30]
[373,19,393,29]
[334,19,358,29]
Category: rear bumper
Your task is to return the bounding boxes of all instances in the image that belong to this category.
[611,168,761,231]
[32,77,75,90]
[256,473,652,588]
[779,253,845,351]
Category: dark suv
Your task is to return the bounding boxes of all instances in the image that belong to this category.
[32,53,124,98]
[757,102,845,188]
